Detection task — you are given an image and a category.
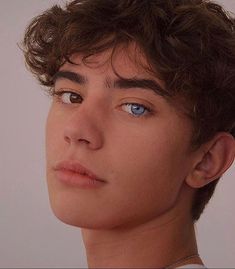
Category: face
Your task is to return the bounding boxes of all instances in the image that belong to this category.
[46,47,196,229]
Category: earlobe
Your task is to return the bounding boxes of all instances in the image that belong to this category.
[186,132,235,189]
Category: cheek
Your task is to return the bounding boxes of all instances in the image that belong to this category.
[45,107,65,163]
[102,123,191,219]
[110,122,190,183]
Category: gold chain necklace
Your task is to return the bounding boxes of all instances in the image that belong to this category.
[165,253,200,268]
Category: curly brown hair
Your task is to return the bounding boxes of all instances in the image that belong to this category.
[22,0,235,222]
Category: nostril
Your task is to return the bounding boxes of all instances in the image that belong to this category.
[64,136,90,144]
[64,135,70,143]
[64,135,90,144]
[78,138,89,144]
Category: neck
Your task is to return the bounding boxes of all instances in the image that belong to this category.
[82,211,203,268]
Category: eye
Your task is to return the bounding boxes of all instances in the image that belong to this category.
[53,90,83,104]
[121,103,151,117]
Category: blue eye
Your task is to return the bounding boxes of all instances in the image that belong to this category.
[122,103,150,117]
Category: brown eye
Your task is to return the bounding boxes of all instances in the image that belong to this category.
[54,91,83,104]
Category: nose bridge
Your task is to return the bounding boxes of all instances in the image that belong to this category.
[63,99,105,149]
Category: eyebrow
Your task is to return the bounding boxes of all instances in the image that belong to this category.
[53,70,168,97]
[113,77,167,96]
[53,70,87,84]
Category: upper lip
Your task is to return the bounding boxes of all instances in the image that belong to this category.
[53,160,105,182]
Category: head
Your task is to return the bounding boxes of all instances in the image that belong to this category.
[23,0,235,227]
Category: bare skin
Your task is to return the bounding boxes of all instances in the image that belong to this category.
[46,46,235,268]
[81,185,203,268]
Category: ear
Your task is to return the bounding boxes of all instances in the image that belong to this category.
[186,132,235,188]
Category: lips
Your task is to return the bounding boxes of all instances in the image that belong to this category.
[53,160,105,182]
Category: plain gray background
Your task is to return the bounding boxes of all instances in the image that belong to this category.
[0,0,235,267]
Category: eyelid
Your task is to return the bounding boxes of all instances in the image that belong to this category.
[123,102,151,112]
[119,96,155,110]
[52,88,83,97]
[53,87,81,94]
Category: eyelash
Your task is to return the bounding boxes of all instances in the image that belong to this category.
[52,90,153,118]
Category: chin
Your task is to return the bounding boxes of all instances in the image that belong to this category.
[48,196,124,230]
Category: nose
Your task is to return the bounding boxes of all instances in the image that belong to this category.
[63,104,104,150]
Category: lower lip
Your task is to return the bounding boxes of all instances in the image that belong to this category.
[54,169,106,188]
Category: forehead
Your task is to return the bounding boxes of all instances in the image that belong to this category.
[64,44,162,82]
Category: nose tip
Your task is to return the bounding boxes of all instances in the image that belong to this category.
[63,111,103,150]
[64,129,103,150]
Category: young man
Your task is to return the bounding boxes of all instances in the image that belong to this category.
[22,0,235,267]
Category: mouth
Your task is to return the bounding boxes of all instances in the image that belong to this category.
[53,160,106,188]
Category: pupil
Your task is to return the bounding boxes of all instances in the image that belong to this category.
[70,93,80,102]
